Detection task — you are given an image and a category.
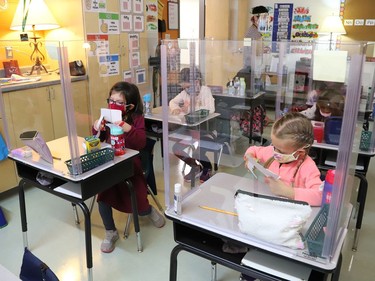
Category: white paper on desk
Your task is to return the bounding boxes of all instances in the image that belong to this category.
[101,108,122,123]
[54,182,82,199]
[241,249,311,281]
[247,157,280,180]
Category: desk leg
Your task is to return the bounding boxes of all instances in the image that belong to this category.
[170,244,183,281]
[75,202,93,281]
[125,179,142,252]
[18,179,28,248]
[353,173,367,251]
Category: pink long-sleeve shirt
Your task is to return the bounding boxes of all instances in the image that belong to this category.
[245,146,323,206]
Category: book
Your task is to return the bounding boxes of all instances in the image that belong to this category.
[3,60,21,78]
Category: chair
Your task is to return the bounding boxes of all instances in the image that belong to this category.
[123,138,164,238]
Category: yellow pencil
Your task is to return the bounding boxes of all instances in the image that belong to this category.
[199,205,238,216]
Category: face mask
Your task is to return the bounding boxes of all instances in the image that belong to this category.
[109,103,125,113]
[257,14,268,32]
[320,110,331,117]
[273,150,299,164]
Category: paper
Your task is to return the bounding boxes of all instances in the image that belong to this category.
[247,157,280,180]
[313,50,348,82]
[101,108,122,123]
[54,182,82,199]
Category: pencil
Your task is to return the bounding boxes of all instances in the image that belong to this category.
[199,205,238,216]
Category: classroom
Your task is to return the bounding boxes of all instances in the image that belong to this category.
[0,0,374,280]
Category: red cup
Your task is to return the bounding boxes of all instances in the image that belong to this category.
[313,122,324,143]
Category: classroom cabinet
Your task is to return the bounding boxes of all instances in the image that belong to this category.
[1,79,90,192]
[0,119,18,193]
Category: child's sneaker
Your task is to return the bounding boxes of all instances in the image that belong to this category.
[101,229,119,253]
[184,165,202,182]
[200,169,211,182]
[148,206,165,228]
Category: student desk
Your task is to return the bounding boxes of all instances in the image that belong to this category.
[8,137,139,281]
[213,92,265,144]
[165,173,350,281]
[311,142,375,251]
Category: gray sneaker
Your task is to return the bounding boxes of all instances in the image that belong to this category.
[101,229,119,253]
[148,206,165,228]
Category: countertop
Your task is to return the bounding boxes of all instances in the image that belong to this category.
[0,74,87,93]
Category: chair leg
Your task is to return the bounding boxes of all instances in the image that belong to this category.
[124,214,132,239]
[72,203,80,225]
[211,262,217,281]
[147,185,164,212]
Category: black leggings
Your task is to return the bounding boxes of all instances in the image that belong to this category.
[98,201,116,231]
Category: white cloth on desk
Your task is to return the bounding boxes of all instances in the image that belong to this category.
[235,193,312,249]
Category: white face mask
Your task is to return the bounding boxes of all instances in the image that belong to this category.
[320,110,332,117]
[273,150,299,164]
[273,145,309,164]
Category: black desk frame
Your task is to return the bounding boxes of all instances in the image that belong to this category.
[167,217,341,281]
[13,156,139,281]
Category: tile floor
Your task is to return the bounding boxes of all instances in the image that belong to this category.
[0,134,374,281]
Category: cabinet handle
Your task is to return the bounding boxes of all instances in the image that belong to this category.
[50,87,55,100]
[47,88,51,101]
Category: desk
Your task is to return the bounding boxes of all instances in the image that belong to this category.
[311,142,375,251]
[213,92,265,144]
[165,173,349,281]
[8,137,139,281]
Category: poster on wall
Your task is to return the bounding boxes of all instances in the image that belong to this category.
[99,54,120,77]
[84,0,106,12]
[129,52,141,68]
[133,0,144,14]
[272,3,293,42]
[146,0,158,31]
[87,34,109,56]
[120,0,132,12]
[133,15,145,32]
[291,7,318,43]
[99,13,120,34]
[128,33,140,50]
[135,68,146,84]
[123,70,133,83]
[121,14,133,32]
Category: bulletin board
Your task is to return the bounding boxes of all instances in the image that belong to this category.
[343,0,375,41]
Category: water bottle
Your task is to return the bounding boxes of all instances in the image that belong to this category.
[322,170,335,205]
[228,79,235,95]
[233,77,240,95]
[239,77,246,96]
[109,124,126,156]
[143,93,152,115]
[174,183,182,215]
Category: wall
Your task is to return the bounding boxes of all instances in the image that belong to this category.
[160,0,179,39]
[343,0,375,41]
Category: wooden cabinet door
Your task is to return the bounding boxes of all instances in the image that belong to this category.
[0,119,18,192]
[7,87,55,148]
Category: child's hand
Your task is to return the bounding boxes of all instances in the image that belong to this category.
[264,177,295,200]
[94,119,106,131]
[171,108,181,115]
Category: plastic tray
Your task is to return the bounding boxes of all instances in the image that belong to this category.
[65,148,114,175]
[304,204,329,257]
[185,109,209,124]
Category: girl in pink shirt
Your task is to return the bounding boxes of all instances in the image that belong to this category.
[244,112,323,206]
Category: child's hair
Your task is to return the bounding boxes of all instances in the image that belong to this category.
[108,81,144,124]
[316,89,345,116]
[180,67,202,85]
[272,112,314,149]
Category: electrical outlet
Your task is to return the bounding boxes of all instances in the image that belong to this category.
[5,47,13,59]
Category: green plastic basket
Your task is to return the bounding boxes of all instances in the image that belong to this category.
[304,204,329,257]
[65,148,114,175]
[185,109,209,124]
